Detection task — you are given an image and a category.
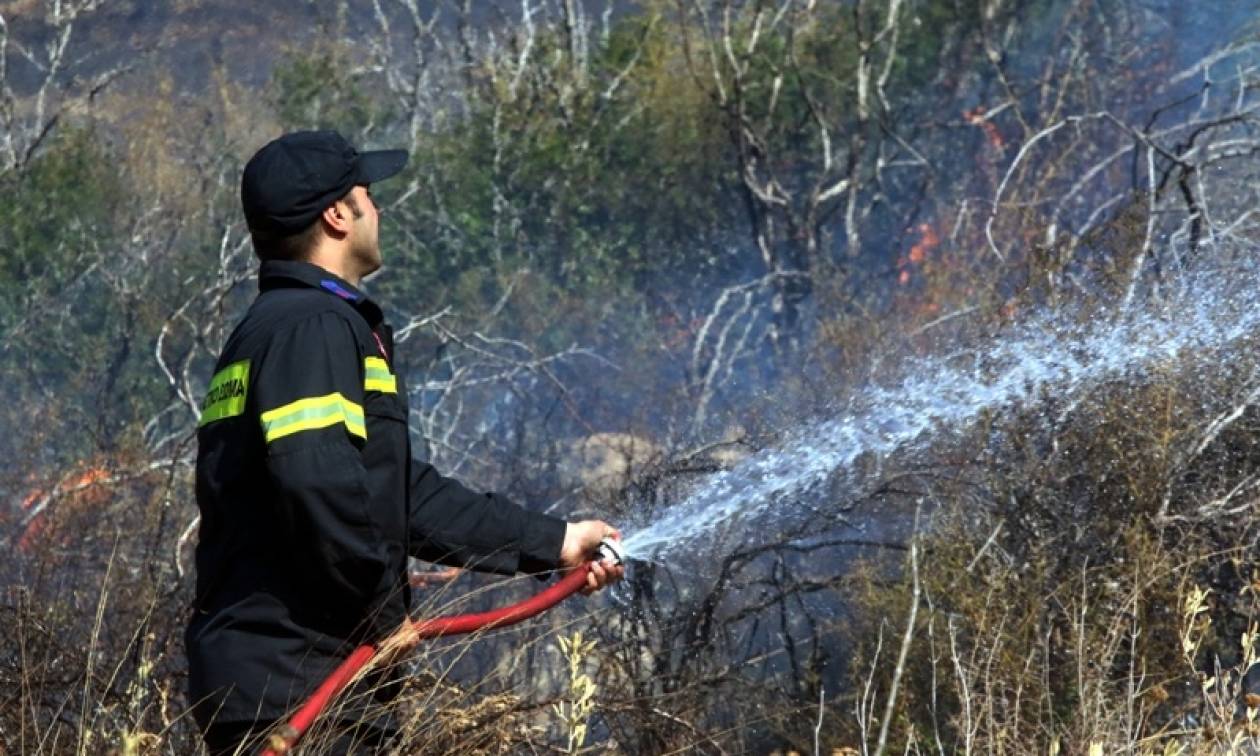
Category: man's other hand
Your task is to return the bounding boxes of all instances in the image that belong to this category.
[560,520,625,595]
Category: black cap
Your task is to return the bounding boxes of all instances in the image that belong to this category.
[241,130,408,235]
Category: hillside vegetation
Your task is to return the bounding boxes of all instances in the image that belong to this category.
[3,0,1260,753]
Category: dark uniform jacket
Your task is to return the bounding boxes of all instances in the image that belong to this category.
[186,260,567,729]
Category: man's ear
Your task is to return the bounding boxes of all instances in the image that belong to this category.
[321,200,351,236]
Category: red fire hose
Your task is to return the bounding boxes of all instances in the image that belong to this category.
[260,538,624,755]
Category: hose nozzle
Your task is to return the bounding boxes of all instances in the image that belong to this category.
[595,537,625,566]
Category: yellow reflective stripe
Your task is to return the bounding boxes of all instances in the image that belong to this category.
[363,356,397,394]
[259,392,366,443]
[199,359,250,426]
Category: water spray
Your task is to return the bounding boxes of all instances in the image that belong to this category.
[259,537,625,756]
[620,261,1260,563]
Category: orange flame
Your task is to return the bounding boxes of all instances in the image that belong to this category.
[20,467,109,509]
[897,223,941,286]
[963,106,1005,151]
[908,223,939,264]
[18,466,111,550]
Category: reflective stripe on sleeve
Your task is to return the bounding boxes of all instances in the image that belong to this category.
[259,392,366,443]
[364,356,397,394]
[199,359,250,426]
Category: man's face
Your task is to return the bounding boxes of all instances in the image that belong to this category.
[343,184,381,277]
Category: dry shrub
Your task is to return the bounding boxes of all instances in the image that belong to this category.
[841,318,1260,753]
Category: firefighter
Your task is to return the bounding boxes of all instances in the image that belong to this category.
[186,130,623,754]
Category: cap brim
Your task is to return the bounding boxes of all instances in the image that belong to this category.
[357,149,409,184]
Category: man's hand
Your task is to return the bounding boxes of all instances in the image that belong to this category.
[560,520,625,595]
